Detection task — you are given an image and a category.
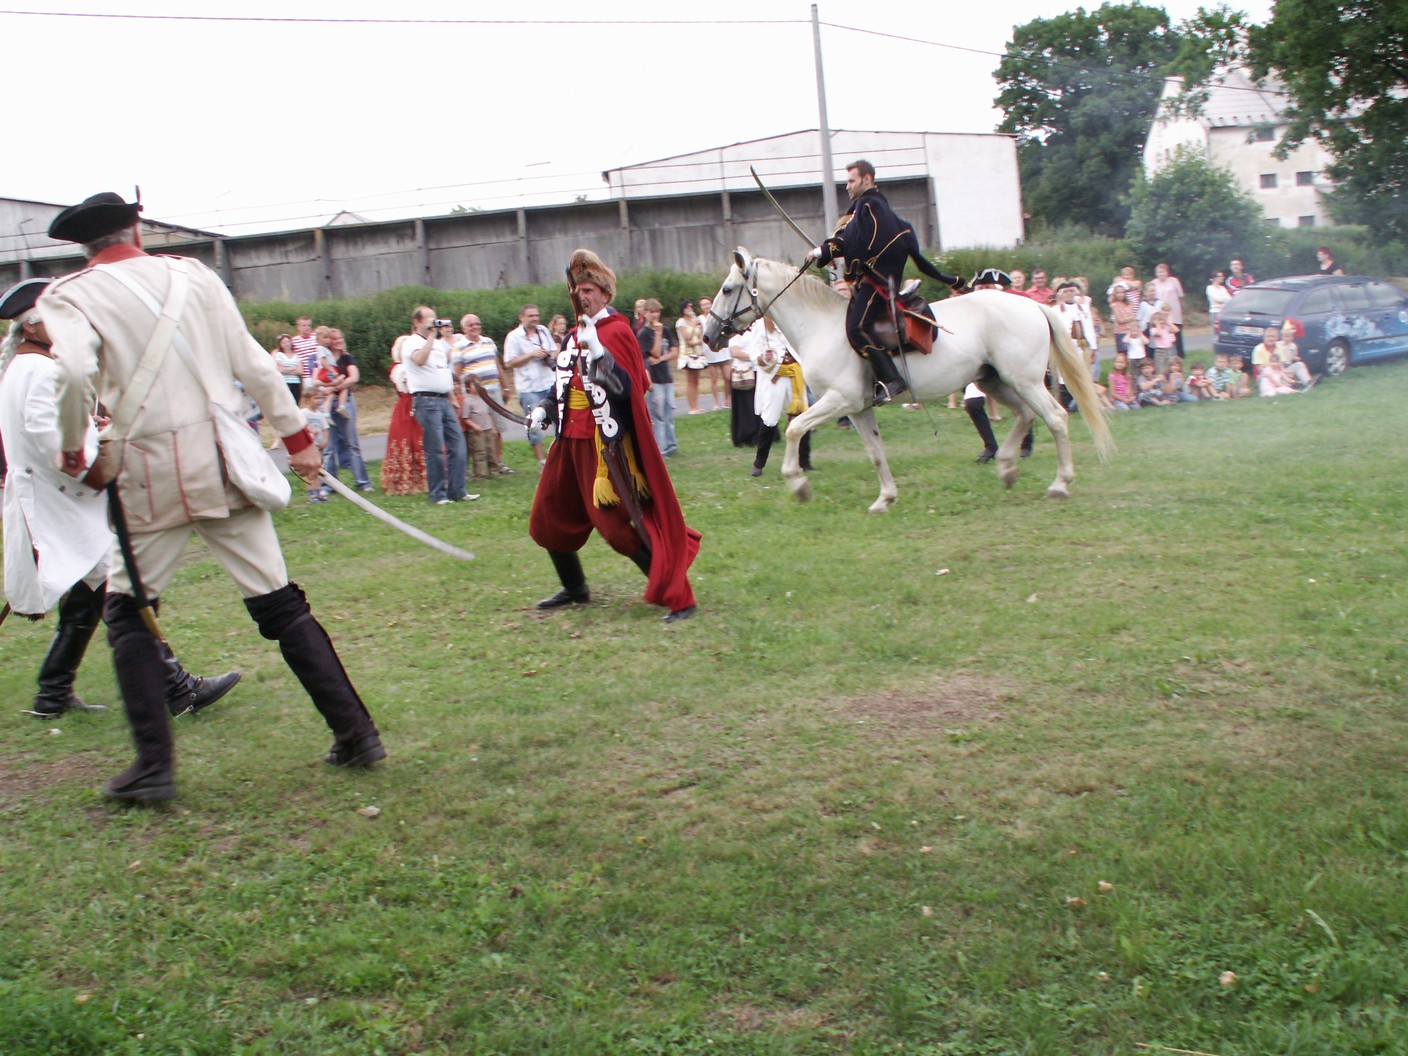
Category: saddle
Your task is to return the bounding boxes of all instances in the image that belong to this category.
[867,278,938,356]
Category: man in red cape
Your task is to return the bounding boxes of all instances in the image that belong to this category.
[528,249,700,621]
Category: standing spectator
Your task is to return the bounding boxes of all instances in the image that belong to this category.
[728,331,762,448]
[679,305,709,413]
[43,190,383,801]
[459,373,497,479]
[548,314,568,347]
[696,302,731,412]
[453,314,511,473]
[267,333,302,449]
[1315,246,1344,276]
[1227,258,1255,291]
[301,383,332,503]
[1107,285,1137,357]
[1007,269,1027,295]
[1108,266,1142,314]
[745,316,812,477]
[1124,319,1151,373]
[1206,270,1232,329]
[403,308,471,505]
[320,328,373,494]
[1024,269,1054,304]
[503,303,557,468]
[380,337,426,496]
[638,298,679,457]
[1152,262,1186,357]
[1148,306,1180,375]
[290,315,319,383]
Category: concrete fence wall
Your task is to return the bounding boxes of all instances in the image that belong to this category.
[1,179,936,303]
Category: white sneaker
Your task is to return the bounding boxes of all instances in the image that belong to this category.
[436,498,451,505]
[457,494,481,501]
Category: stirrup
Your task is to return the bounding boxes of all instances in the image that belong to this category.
[873,379,906,406]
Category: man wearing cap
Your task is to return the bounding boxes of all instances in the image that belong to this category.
[805,159,967,405]
[0,278,239,720]
[528,249,700,622]
[40,192,384,802]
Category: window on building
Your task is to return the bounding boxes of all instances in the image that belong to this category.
[1296,171,1315,186]
[1253,126,1276,142]
[1298,215,1316,227]
[1260,173,1279,189]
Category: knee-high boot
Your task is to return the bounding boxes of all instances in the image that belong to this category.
[29,581,107,716]
[101,592,176,801]
[537,551,590,608]
[244,582,383,767]
[867,348,908,405]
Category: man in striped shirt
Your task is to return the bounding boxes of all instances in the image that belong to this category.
[291,315,320,382]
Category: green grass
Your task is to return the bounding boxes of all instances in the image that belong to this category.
[3,364,1407,1055]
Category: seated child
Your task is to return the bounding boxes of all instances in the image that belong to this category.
[1106,351,1138,411]
[1259,354,1298,397]
[1226,353,1252,398]
[1165,358,1198,402]
[1186,360,1221,400]
[1136,358,1176,406]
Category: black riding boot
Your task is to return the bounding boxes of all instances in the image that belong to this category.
[161,642,242,718]
[245,582,383,768]
[537,551,590,609]
[29,581,106,717]
[751,425,777,476]
[630,547,652,577]
[101,592,176,802]
[868,349,908,405]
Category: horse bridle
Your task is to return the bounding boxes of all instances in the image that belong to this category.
[706,258,811,343]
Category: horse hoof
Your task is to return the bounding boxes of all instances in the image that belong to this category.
[867,498,893,513]
[1045,486,1070,499]
[1000,466,1019,488]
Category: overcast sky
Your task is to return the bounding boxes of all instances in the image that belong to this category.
[4,0,1272,237]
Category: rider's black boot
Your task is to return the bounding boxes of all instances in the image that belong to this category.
[868,349,908,406]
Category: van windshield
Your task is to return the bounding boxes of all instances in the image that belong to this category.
[1225,289,1296,315]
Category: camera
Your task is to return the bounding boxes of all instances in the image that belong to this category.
[434,318,453,329]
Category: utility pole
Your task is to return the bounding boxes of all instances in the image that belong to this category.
[812,4,838,237]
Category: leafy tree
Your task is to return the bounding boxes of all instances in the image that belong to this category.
[1125,146,1267,286]
[1246,0,1408,241]
[994,2,1189,234]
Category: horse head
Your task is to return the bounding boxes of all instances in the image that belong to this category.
[701,248,764,351]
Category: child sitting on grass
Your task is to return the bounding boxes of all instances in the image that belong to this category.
[1227,353,1253,398]
[1186,361,1222,401]
[1106,351,1138,411]
[1137,358,1176,406]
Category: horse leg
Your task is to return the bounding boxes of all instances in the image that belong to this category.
[1007,380,1073,497]
[846,407,898,512]
[779,390,850,505]
[980,380,1032,489]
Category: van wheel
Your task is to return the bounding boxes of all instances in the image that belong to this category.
[1324,339,1350,376]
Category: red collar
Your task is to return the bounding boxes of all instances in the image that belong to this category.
[88,244,148,266]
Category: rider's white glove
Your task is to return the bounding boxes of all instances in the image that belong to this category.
[805,246,823,266]
[528,405,549,432]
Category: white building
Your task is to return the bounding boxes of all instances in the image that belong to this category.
[1144,70,1335,229]
[603,129,1025,250]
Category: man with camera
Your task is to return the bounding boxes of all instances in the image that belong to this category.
[402,306,470,505]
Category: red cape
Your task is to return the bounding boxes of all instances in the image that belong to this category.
[589,310,701,611]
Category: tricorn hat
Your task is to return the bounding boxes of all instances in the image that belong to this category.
[0,277,51,320]
[566,248,616,300]
[48,190,143,244]
[970,267,1012,289]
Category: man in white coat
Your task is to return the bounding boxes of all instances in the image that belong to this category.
[742,317,812,477]
[0,279,238,719]
[41,192,384,803]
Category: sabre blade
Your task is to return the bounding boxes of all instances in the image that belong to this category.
[319,472,476,561]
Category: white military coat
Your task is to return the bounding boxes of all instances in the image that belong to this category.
[41,250,307,533]
[744,320,801,428]
[0,349,108,614]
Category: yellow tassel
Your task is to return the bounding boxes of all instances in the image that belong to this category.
[778,360,808,415]
[592,433,650,508]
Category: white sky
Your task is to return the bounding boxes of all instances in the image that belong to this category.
[3,0,1272,236]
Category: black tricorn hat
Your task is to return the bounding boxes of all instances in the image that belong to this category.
[0,277,51,320]
[970,267,1012,289]
[48,191,143,244]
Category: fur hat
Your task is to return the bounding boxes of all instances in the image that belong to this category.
[566,248,616,300]
[48,191,142,244]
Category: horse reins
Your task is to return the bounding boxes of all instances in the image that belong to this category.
[707,260,813,342]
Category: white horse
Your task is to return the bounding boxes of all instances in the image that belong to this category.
[701,249,1115,512]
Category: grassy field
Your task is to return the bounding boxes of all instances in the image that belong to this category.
[2,362,1406,1055]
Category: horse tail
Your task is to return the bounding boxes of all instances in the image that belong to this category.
[1041,306,1115,462]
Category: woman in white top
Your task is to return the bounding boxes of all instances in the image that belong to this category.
[1205,269,1232,329]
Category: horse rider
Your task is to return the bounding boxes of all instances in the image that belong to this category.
[806,159,967,405]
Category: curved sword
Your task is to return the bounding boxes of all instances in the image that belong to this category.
[319,471,476,561]
[751,166,818,251]
[468,377,529,427]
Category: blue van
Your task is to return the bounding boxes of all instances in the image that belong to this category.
[1213,275,1408,376]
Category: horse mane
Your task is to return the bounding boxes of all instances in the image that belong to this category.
[755,258,844,314]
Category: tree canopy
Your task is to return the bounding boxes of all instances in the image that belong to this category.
[994,2,1189,235]
[1125,146,1267,286]
[1246,0,1408,241]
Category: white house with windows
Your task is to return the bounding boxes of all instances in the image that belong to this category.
[1143,69,1336,228]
